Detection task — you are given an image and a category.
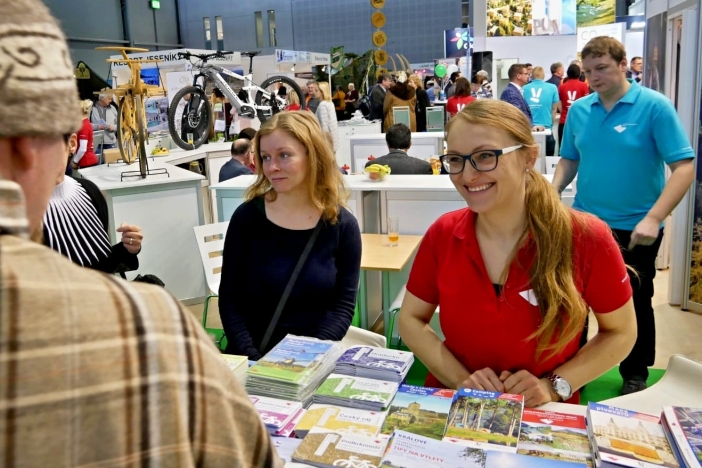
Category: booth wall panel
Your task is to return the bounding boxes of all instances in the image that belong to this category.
[130,1,158,45]
[46,0,124,42]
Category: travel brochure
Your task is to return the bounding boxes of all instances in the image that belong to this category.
[587,402,679,468]
[335,346,414,382]
[249,395,303,430]
[313,374,399,411]
[380,384,456,440]
[661,406,702,468]
[291,427,388,468]
[442,389,525,452]
[294,404,386,438]
[517,408,593,466]
[221,354,248,383]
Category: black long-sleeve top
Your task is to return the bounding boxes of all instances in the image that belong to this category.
[218,197,362,360]
[43,177,139,275]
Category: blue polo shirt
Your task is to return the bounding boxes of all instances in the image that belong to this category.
[561,80,694,230]
[523,79,559,128]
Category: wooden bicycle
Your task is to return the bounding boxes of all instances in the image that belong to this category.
[95,46,166,177]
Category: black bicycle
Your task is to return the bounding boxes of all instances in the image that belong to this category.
[167,50,306,150]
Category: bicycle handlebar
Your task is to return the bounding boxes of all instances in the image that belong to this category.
[177,50,234,62]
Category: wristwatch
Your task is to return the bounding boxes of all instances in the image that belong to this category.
[543,373,573,401]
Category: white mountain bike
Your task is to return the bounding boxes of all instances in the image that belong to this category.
[167,50,306,150]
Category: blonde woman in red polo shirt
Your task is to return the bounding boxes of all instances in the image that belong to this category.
[397,99,637,407]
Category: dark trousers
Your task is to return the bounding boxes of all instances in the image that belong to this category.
[611,228,664,381]
[557,124,565,155]
[546,133,556,156]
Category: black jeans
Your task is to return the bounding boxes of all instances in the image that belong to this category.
[611,227,664,381]
[557,123,565,155]
[546,133,556,156]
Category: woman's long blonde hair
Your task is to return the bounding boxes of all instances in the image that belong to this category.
[80,99,93,116]
[447,99,589,359]
[317,81,332,102]
[244,111,348,223]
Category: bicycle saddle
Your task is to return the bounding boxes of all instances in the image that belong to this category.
[243,51,261,58]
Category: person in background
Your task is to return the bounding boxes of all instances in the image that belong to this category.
[333,85,346,121]
[557,64,589,150]
[383,71,417,132]
[553,36,695,395]
[525,63,533,82]
[398,99,636,407]
[70,99,98,169]
[547,62,564,87]
[344,83,359,118]
[287,89,301,111]
[219,138,254,182]
[277,82,287,97]
[408,74,430,132]
[426,80,437,103]
[219,111,362,359]
[568,59,588,83]
[0,1,279,465]
[470,75,489,99]
[500,63,533,124]
[46,132,143,275]
[444,71,461,98]
[476,70,493,98]
[627,56,643,83]
[236,127,258,171]
[447,77,476,118]
[90,92,117,152]
[370,73,392,122]
[306,80,320,114]
[315,82,339,153]
[364,123,431,175]
[523,66,559,155]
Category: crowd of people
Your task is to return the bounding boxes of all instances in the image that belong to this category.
[0,0,694,463]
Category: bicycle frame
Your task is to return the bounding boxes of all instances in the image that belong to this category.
[191,63,278,115]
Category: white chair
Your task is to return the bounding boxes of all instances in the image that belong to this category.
[193,222,230,347]
[601,355,702,415]
[341,326,387,349]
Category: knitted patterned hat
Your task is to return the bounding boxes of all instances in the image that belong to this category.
[0,0,82,137]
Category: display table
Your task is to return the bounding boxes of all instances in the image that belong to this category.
[337,120,382,169]
[77,160,207,303]
[360,234,423,330]
[349,133,445,173]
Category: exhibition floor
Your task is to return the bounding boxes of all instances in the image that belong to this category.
[189,268,702,371]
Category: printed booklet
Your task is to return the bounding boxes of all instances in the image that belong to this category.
[587,402,679,468]
[294,404,386,438]
[291,427,388,468]
[335,346,414,382]
[442,389,524,452]
[661,406,702,468]
[517,408,593,466]
[249,395,303,430]
[379,430,487,468]
[379,384,456,441]
[313,374,399,411]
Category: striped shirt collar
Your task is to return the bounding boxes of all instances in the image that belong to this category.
[0,179,30,239]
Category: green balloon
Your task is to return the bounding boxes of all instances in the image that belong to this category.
[434,63,447,78]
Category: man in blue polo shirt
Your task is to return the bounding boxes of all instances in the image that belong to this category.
[552,37,695,395]
[523,66,559,155]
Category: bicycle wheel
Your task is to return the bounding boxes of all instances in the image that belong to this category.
[117,95,138,163]
[168,85,211,151]
[255,75,306,123]
[134,94,148,178]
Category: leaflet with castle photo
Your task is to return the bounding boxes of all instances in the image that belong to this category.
[380,384,456,440]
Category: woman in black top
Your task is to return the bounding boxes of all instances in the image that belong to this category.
[409,74,431,132]
[44,133,143,274]
[219,112,362,360]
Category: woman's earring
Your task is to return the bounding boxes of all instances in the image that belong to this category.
[526,168,530,173]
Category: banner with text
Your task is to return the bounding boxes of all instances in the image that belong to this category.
[487,0,576,37]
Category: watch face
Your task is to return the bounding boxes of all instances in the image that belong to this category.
[555,379,571,398]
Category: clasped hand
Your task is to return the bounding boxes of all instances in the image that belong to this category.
[459,368,554,407]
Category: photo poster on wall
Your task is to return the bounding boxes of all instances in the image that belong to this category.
[576,0,616,27]
[145,97,169,133]
[486,0,576,37]
[644,11,667,93]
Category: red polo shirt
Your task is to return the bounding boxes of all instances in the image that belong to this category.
[406,208,631,403]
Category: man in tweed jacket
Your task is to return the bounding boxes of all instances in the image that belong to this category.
[0,1,280,467]
[500,63,534,124]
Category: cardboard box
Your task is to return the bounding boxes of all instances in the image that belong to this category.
[103,148,121,164]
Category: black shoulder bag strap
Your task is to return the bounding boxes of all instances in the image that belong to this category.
[258,218,324,353]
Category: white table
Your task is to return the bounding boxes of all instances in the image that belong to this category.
[349,133,445,173]
[337,121,382,169]
[77,160,207,303]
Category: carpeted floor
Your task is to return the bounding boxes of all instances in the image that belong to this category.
[405,360,665,405]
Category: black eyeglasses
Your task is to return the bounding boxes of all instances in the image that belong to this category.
[440,145,522,174]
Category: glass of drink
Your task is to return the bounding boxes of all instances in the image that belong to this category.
[387,216,399,247]
[187,132,194,145]
[430,156,441,175]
